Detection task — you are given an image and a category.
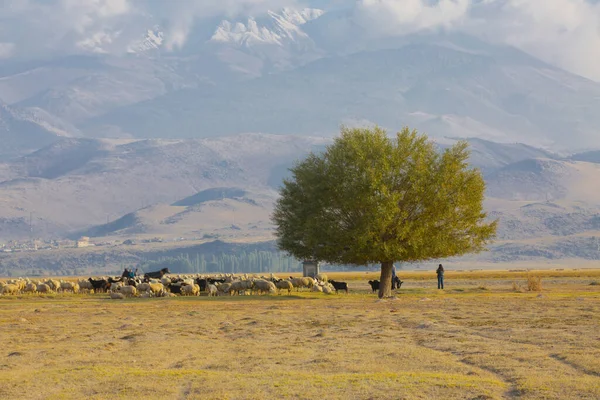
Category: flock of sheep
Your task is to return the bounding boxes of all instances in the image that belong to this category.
[0,273,349,299]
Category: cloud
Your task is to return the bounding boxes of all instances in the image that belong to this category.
[150,0,301,50]
[0,0,139,57]
[354,0,471,36]
[1,0,600,81]
[0,43,15,59]
[350,0,600,81]
[465,0,600,81]
[0,0,302,56]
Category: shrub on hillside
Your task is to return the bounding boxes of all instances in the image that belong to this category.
[527,274,543,292]
[512,281,523,292]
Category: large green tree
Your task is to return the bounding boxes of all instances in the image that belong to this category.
[272,126,497,298]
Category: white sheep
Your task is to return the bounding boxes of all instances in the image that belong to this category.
[12,279,26,291]
[217,283,232,296]
[301,277,315,288]
[289,277,303,291]
[78,279,94,293]
[1,284,20,295]
[117,285,137,297]
[36,283,51,293]
[24,282,37,294]
[161,277,171,286]
[110,282,124,292]
[312,285,323,293]
[45,279,61,292]
[181,284,200,296]
[136,283,151,293]
[252,280,276,295]
[60,281,79,293]
[229,280,253,296]
[315,274,328,283]
[275,280,294,295]
[148,283,164,295]
[110,292,125,299]
[207,284,218,297]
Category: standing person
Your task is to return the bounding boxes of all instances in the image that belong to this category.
[436,264,444,289]
[391,264,397,289]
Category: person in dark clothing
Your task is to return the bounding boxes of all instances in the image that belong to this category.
[122,268,130,278]
[436,264,444,289]
[128,269,135,279]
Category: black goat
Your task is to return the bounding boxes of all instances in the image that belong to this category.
[126,279,138,287]
[392,276,404,289]
[368,280,380,293]
[88,278,110,293]
[169,284,183,294]
[329,280,349,294]
[207,278,226,284]
[144,268,171,281]
[195,278,208,292]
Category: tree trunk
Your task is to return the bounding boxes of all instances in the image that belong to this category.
[378,261,394,299]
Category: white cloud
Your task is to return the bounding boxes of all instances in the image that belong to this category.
[59,0,132,33]
[154,0,301,50]
[0,0,139,57]
[0,0,301,55]
[0,42,16,59]
[465,0,600,81]
[349,0,600,81]
[76,30,122,53]
[354,0,471,36]
[1,0,600,81]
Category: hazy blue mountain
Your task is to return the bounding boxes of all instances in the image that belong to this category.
[0,134,585,240]
[0,7,597,153]
[0,102,70,160]
[83,41,600,151]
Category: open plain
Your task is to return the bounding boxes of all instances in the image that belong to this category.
[1,270,599,400]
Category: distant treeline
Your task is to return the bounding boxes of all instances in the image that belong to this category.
[136,251,302,274]
[134,252,390,275]
[0,239,389,277]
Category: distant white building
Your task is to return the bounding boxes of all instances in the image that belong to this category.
[76,237,91,248]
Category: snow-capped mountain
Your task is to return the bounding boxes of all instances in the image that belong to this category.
[127,26,164,54]
[211,8,324,47]
[208,8,326,74]
[2,6,600,153]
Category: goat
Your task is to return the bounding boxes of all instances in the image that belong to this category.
[368,280,380,293]
[88,278,110,293]
[144,268,171,281]
[329,280,348,294]
[392,276,403,289]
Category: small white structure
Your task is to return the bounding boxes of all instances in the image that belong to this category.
[76,237,91,248]
[302,260,319,278]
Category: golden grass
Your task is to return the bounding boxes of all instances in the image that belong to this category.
[305,269,600,281]
[0,276,599,399]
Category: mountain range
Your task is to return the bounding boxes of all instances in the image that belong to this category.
[1,7,600,157]
[2,6,600,263]
[1,134,600,262]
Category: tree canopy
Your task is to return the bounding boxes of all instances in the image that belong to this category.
[272,126,497,297]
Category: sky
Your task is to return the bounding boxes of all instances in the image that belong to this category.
[0,0,599,80]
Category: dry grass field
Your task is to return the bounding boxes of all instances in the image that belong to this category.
[1,270,599,400]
